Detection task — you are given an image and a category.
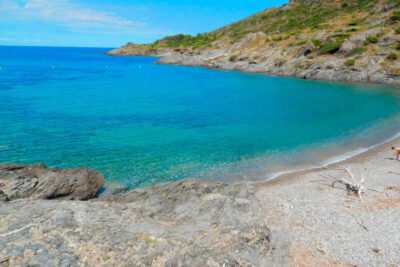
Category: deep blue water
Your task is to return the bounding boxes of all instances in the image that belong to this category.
[1,46,400,189]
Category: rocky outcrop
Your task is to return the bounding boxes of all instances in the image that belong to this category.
[0,163,104,201]
[0,178,288,266]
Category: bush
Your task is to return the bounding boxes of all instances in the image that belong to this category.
[319,42,341,54]
[387,52,398,60]
[345,59,356,66]
[397,43,400,50]
[391,11,400,21]
[346,47,366,57]
[312,39,322,46]
[346,28,358,32]
[295,40,308,46]
[396,27,400,34]
[348,20,361,26]
[229,55,238,62]
[364,36,378,45]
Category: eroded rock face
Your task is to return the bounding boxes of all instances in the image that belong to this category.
[0,163,104,201]
[0,179,285,266]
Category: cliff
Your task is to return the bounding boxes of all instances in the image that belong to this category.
[108,0,400,85]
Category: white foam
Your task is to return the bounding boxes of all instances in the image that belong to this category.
[252,131,400,184]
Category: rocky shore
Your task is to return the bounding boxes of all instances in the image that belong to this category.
[107,0,400,86]
[0,164,286,266]
[108,25,400,86]
[1,134,400,266]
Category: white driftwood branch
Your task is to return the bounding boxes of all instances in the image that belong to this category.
[329,166,366,198]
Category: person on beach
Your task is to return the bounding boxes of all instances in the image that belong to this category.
[392,147,400,160]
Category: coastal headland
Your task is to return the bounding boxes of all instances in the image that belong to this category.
[108,0,400,85]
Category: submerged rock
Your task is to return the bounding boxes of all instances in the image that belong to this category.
[0,163,104,201]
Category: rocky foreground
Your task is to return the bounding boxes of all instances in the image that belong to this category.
[1,135,400,267]
[0,163,287,266]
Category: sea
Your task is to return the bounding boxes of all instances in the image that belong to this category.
[1,46,400,189]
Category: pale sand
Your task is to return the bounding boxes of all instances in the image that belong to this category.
[255,136,400,266]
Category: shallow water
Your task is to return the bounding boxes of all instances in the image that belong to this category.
[1,46,400,188]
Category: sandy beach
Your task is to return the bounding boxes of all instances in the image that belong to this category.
[255,136,400,266]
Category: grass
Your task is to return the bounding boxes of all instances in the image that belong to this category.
[229,55,238,62]
[387,52,398,60]
[345,59,356,66]
[319,42,341,54]
[346,47,366,57]
[364,36,379,45]
[312,39,322,46]
[295,40,308,46]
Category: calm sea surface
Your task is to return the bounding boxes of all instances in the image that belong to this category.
[1,46,400,188]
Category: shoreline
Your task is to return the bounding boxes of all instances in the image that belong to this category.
[254,131,400,188]
[107,52,400,87]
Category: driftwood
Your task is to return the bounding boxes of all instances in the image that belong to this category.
[327,166,366,198]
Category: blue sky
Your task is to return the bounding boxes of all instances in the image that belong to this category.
[0,0,287,48]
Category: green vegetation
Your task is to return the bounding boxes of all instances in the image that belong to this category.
[396,27,400,34]
[216,0,379,42]
[364,36,379,45]
[295,40,308,46]
[397,43,400,50]
[272,36,283,42]
[346,47,366,56]
[345,59,356,66]
[312,39,322,46]
[348,20,361,26]
[122,0,394,52]
[328,33,351,42]
[387,52,399,60]
[154,33,217,49]
[229,55,238,62]
[391,11,400,21]
[318,42,341,54]
[145,236,153,244]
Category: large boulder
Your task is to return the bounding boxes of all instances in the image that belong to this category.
[0,163,104,201]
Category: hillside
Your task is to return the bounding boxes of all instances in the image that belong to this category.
[108,0,400,85]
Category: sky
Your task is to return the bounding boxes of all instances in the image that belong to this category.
[0,0,288,48]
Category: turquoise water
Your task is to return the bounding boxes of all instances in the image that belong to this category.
[1,46,400,188]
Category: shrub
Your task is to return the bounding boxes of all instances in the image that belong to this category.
[396,27,400,34]
[319,42,341,54]
[387,52,398,60]
[312,39,322,46]
[295,40,308,46]
[229,55,238,62]
[272,36,283,42]
[391,11,400,21]
[348,20,361,26]
[397,43,400,50]
[346,28,358,32]
[341,3,348,8]
[345,59,356,66]
[346,47,366,57]
[364,36,378,45]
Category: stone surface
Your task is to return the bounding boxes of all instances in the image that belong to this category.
[0,163,104,201]
[0,179,288,266]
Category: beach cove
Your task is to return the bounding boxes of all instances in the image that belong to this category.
[0,46,400,266]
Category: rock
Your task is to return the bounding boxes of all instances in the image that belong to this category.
[0,179,287,266]
[295,42,315,58]
[0,163,104,200]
